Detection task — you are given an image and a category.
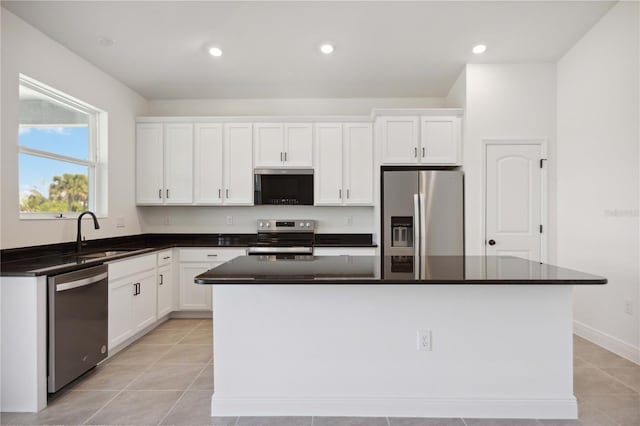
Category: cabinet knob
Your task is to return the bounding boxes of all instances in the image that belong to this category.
[488,239,496,246]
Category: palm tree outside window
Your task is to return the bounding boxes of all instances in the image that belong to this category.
[18,75,107,218]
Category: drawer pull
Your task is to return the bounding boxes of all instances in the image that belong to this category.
[207,254,218,257]
[162,256,171,260]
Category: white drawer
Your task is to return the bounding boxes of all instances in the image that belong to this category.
[108,253,157,281]
[178,248,246,263]
[157,249,173,266]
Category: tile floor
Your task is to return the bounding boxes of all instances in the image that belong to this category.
[1,319,638,426]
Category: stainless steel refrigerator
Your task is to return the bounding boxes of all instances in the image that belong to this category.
[382,169,464,279]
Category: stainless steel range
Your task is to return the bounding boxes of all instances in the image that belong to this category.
[247,219,316,255]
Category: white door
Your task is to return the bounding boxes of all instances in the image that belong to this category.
[284,123,313,167]
[485,143,543,261]
[343,123,373,205]
[224,123,254,205]
[132,270,158,332]
[164,123,194,204]
[421,116,460,164]
[179,263,212,310]
[254,123,284,167]
[108,278,135,350]
[194,123,223,204]
[380,117,420,164]
[314,123,344,205]
[135,123,164,204]
[157,264,173,318]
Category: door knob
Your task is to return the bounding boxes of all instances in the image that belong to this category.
[488,239,496,246]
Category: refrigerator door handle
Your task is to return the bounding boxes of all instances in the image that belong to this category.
[413,193,420,280]
[419,193,428,280]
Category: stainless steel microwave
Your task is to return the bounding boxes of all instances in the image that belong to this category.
[254,169,314,205]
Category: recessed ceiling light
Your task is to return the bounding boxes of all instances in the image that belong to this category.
[208,47,223,57]
[472,44,487,54]
[320,43,334,55]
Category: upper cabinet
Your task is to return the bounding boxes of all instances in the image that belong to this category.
[224,123,254,205]
[378,113,462,165]
[315,123,373,206]
[254,123,312,168]
[136,123,193,205]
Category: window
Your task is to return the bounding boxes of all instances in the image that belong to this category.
[18,75,107,218]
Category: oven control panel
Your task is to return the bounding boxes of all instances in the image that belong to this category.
[257,219,315,232]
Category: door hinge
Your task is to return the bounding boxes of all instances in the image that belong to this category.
[539,224,543,233]
[539,158,547,168]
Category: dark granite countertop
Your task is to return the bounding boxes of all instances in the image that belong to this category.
[0,233,375,276]
[195,255,607,285]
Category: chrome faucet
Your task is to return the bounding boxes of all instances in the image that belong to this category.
[77,211,100,252]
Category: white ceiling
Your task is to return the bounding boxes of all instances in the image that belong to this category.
[3,1,614,100]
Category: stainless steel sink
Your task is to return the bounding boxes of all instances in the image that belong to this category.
[76,250,135,259]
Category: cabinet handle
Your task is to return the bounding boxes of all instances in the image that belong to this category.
[414,147,418,158]
[158,189,162,199]
[226,189,229,198]
[422,147,425,157]
[207,254,218,257]
[284,152,287,162]
[339,189,342,199]
[163,256,171,260]
[133,282,140,296]
[166,189,169,199]
[280,152,283,161]
[218,188,221,198]
[159,274,164,285]
[347,189,350,199]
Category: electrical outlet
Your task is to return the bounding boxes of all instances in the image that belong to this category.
[164,215,172,225]
[226,216,233,225]
[624,299,633,315]
[417,330,432,351]
[346,216,353,226]
[116,217,125,228]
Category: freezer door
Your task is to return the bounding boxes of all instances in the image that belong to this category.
[418,170,464,256]
[383,171,418,257]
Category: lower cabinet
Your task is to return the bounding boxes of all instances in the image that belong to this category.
[178,248,246,311]
[157,250,174,318]
[108,253,158,350]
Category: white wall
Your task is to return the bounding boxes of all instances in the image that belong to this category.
[0,9,149,249]
[139,206,374,235]
[463,64,557,260]
[444,68,466,108]
[557,1,640,362]
[148,97,444,116]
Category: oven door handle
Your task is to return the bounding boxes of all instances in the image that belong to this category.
[55,272,108,292]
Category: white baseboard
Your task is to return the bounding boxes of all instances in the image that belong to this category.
[170,310,212,319]
[574,320,640,365]
[211,395,578,419]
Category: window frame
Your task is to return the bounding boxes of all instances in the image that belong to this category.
[18,75,108,220]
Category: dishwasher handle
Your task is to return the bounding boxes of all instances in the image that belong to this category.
[56,272,108,292]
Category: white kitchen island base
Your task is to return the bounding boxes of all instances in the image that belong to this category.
[210,284,577,419]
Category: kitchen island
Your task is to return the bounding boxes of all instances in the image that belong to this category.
[196,255,605,420]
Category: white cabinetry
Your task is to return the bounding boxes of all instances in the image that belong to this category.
[178,248,246,311]
[254,123,313,168]
[108,254,157,350]
[136,123,194,205]
[315,123,373,206]
[314,247,377,256]
[156,249,174,318]
[223,124,254,205]
[194,123,224,204]
[379,113,461,165]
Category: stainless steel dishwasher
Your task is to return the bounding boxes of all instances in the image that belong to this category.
[48,264,108,392]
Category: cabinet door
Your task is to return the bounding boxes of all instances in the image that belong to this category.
[194,123,223,204]
[108,278,135,350]
[132,270,158,332]
[136,123,164,204]
[179,263,212,310]
[420,116,460,164]
[164,123,194,204]
[254,123,284,167]
[157,264,173,318]
[380,117,420,164]
[224,123,253,205]
[284,123,313,167]
[343,123,373,205]
[314,124,344,205]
